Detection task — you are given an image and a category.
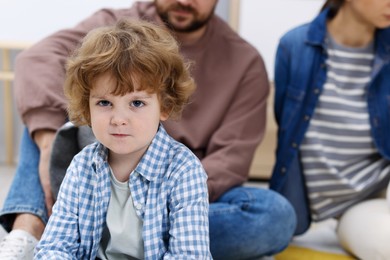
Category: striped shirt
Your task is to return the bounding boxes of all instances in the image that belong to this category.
[35,125,212,260]
[301,35,390,221]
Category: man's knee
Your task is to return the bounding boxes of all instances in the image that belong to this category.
[241,187,297,253]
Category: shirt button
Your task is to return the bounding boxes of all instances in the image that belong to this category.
[133,172,139,177]
[313,88,320,94]
[304,115,310,121]
[292,142,297,148]
[135,203,142,210]
[280,167,286,175]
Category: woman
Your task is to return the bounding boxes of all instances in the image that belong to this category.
[270,0,390,259]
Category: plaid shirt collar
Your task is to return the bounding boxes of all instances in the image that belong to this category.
[92,124,171,182]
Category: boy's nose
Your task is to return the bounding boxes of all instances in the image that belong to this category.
[110,114,128,125]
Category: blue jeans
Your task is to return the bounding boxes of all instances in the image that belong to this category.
[0,128,297,259]
[0,128,48,231]
[209,186,296,259]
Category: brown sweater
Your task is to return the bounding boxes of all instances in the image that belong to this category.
[14,2,269,201]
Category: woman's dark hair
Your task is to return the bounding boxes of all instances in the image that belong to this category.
[320,0,345,18]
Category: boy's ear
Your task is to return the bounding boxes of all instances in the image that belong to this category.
[160,111,169,121]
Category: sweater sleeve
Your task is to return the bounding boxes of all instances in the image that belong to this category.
[204,52,270,202]
[14,7,135,136]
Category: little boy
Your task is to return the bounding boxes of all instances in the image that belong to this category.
[34,19,211,259]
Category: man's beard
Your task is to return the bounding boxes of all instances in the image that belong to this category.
[156,3,215,33]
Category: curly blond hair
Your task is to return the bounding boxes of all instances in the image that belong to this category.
[64,19,195,126]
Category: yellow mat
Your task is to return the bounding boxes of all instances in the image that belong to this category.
[275,245,356,260]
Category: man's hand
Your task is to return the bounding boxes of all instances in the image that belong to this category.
[33,129,56,216]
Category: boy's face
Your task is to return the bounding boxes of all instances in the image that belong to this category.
[89,73,168,162]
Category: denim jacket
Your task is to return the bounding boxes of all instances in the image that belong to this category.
[269,8,390,235]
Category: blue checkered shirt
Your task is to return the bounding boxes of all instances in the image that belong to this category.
[35,125,211,259]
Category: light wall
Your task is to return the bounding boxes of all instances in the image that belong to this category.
[0,0,136,42]
[239,0,325,79]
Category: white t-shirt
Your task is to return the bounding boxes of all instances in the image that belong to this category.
[97,168,144,260]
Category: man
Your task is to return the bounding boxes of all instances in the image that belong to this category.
[0,1,296,259]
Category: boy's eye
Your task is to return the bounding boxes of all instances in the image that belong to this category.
[97,100,111,106]
[131,100,145,108]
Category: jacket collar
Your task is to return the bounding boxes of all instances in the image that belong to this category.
[134,124,171,182]
[306,8,328,47]
[375,29,390,62]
